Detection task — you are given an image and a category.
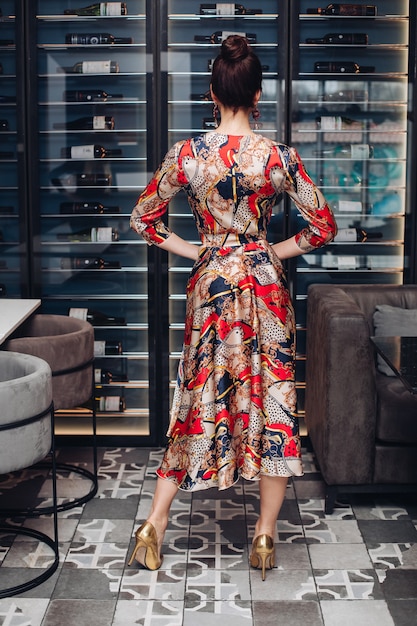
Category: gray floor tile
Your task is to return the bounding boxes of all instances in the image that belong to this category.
[385,599,417,626]
[253,600,323,626]
[380,568,417,599]
[52,568,121,599]
[113,599,184,625]
[320,599,395,626]
[308,543,373,569]
[183,600,252,623]
[42,599,116,626]
[0,598,49,625]
[249,569,317,601]
[358,519,417,544]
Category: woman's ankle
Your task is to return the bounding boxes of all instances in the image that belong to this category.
[254,520,276,540]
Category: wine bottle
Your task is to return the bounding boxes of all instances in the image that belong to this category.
[61,144,122,159]
[60,201,120,214]
[334,228,383,242]
[314,143,374,158]
[194,31,257,44]
[203,118,218,129]
[0,95,16,103]
[0,206,14,214]
[57,227,119,242]
[65,33,132,45]
[316,116,362,130]
[0,151,13,159]
[96,395,126,412]
[0,63,3,75]
[190,92,212,101]
[61,256,121,269]
[64,90,123,102]
[314,61,375,73]
[64,3,128,16]
[94,340,123,355]
[0,39,14,46]
[199,4,262,15]
[94,368,128,383]
[0,283,6,297]
[59,60,119,74]
[307,33,368,45]
[307,4,377,15]
[207,58,269,71]
[54,116,115,130]
[69,307,126,325]
[0,119,9,131]
[322,89,368,102]
[51,173,112,187]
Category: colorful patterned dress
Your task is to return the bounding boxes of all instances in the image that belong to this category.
[130,132,337,491]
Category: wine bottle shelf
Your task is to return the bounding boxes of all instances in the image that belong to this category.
[300,72,407,77]
[168,13,279,20]
[38,72,147,77]
[168,42,279,48]
[299,44,408,50]
[37,15,146,21]
[38,43,146,49]
[299,14,409,21]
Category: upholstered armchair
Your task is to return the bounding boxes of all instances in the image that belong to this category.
[305,284,417,513]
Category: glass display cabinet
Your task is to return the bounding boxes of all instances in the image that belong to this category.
[290,0,411,417]
[0,0,28,298]
[30,0,153,441]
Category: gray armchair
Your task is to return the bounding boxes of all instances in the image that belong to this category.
[305,284,417,514]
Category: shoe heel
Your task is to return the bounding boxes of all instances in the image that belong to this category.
[127,537,144,567]
[250,534,275,581]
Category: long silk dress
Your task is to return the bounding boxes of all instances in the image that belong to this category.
[130,132,337,491]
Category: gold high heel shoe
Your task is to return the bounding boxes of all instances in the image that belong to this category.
[127,521,163,570]
[250,534,275,581]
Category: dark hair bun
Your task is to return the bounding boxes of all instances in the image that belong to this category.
[221,34,250,62]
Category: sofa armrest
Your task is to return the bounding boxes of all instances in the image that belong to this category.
[305,285,377,485]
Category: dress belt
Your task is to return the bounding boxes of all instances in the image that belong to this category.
[201,233,265,248]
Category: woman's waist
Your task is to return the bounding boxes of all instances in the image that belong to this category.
[200,232,267,248]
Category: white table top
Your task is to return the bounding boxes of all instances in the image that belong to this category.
[0,299,41,345]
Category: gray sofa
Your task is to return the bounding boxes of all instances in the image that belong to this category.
[305,284,417,513]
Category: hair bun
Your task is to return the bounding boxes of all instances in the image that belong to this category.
[221,34,250,62]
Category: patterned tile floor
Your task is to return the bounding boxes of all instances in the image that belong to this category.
[0,446,416,626]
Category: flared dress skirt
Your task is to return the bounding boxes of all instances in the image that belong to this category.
[157,232,304,491]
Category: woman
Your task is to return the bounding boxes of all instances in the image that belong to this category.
[129,35,337,580]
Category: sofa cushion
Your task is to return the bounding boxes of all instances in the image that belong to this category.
[375,372,417,444]
[373,305,417,376]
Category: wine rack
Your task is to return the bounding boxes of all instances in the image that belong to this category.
[291,0,410,416]
[32,0,152,441]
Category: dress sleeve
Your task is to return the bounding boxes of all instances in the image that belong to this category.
[130,141,187,245]
[282,146,338,252]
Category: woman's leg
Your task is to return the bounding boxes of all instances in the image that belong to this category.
[254,475,288,540]
[129,476,178,568]
[146,476,178,552]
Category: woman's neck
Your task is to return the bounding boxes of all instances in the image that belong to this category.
[215,106,255,136]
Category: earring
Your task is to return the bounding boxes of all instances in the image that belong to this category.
[252,106,261,130]
[213,103,219,128]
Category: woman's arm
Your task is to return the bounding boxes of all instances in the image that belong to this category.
[271,235,306,260]
[158,232,200,260]
[280,146,338,253]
